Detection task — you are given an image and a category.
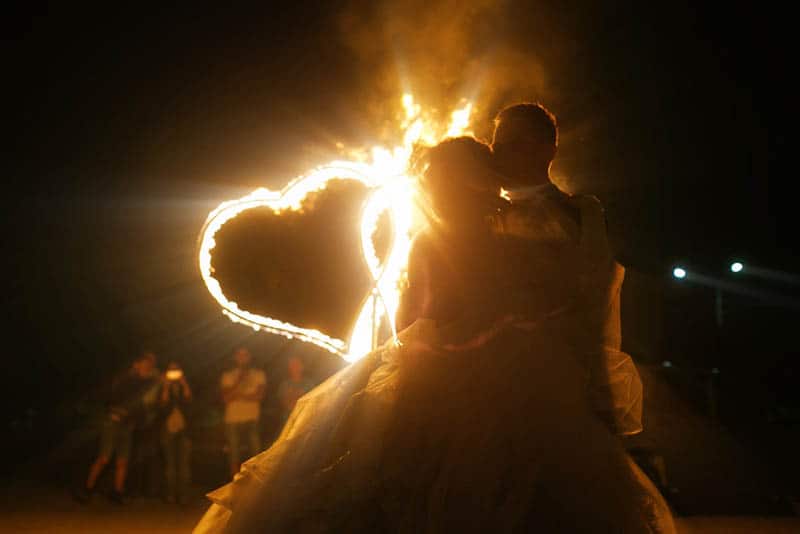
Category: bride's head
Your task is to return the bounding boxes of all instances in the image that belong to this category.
[417,136,507,230]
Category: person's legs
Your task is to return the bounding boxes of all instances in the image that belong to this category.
[161,427,178,502]
[177,432,192,502]
[85,456,109,491]
[246,420,262,460]
[111,422,133,500]
[86,419,117,490]
[225,423,241,478]
[142,425,161,498]
[113,458,128,494]
[128,428,143,497]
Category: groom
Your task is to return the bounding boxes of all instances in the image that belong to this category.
[490,102,643,436]
[491,104,679,533]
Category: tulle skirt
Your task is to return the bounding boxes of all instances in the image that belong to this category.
[194,319,675,533]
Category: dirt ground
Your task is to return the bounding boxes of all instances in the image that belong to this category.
[0,489,206,533]
[0,482,799,533]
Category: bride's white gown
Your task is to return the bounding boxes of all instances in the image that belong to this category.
[194,191,676,533]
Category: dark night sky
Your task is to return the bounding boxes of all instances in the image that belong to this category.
[3,2,795,455]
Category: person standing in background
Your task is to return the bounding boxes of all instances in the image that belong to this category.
[160,361,192,504]
[75,351,158,504]
[220,347,266,478]
[277,355,314,426]
[128,351,162,499]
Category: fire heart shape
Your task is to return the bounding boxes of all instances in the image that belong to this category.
[198,95,473,362]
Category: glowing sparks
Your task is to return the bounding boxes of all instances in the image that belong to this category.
[199,94,474,362]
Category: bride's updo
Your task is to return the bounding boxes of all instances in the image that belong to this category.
[417,136,507,229]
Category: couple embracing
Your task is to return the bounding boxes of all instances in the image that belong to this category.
[195,103,676,533]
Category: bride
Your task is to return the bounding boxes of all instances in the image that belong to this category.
[194,137,674,533]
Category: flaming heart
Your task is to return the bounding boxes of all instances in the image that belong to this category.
[199,163,413,361]
[198,95,473,362]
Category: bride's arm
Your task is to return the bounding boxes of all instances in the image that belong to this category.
[395,235,433,332]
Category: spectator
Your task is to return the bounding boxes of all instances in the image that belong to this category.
[277,355,315,424]
[220,347,266,478]
[160,362,192,504]
[74,351,158,504]
[128,351,162,499]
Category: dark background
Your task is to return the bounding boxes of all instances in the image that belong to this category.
[3,1,797,511]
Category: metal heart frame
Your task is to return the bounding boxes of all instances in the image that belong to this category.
[198,161,413,362]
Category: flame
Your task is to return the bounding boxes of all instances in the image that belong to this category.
[198,94,474,362]
[446,101,473,138]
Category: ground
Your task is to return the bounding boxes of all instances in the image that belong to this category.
[2,363,797,532]
[1,482,799,533]
[0,481,206,533]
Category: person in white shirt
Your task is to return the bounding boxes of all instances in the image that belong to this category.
[220,347,266,478]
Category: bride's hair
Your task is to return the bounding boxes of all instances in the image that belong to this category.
[417,136,505,226]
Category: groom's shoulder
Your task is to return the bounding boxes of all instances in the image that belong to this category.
[566,192,604,210]
[500,198,579,242]
[550,189,584,226]
[566,193,607,226]
[535,184,585,230]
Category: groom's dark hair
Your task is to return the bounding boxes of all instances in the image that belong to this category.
[492,102,558,150]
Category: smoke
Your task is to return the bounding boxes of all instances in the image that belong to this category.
[336,0,582,144]
[331,1,668,264]
[332,0,607,199]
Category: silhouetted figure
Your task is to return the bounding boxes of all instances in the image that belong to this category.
[160,361,192,504]
[75,351,159,504]
[277,355,314,425]
[195,136,672,532]
[220,347,266,478]
[491,102,674,531]
[128,352,162,499]
[490,102,643,436]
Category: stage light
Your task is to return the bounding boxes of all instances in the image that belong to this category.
[730,261,744,273]
[672,267,687,279]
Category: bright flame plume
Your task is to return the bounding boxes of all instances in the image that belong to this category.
[198,95,473,362]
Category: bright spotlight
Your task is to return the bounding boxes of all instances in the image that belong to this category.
[730,261,744,273]
[673,267,687,279]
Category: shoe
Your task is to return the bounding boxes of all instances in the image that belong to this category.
[108,490,127,505]
[72,487,94,504]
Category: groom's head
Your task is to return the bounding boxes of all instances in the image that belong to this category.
[491,103,558,188]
